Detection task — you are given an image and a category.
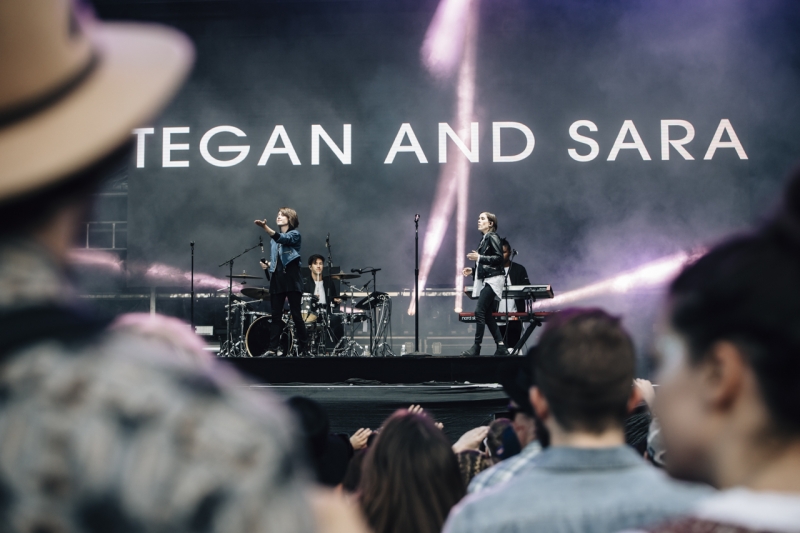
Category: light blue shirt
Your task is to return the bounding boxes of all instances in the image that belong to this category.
[468,440,542,494]
[445,446,712,533]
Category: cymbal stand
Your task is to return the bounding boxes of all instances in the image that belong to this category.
[318,309,338,356]
[354,267,392,356]
[372,294,395,357]
[227,300,251,356]
[238,302,250,355]
[218,239,261,357]
[332,280,367,357]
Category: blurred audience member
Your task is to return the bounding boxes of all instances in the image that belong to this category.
[456,450,492,488]
[0,2,334,531]
[360,410,465,533]
[509,400,539,448]
[467,357,545,494]
[625,402,653,457]
[639,171,800,532]
[445,309,710,533]
[484,418,521,463]
[340,449,367,495]
[287,396,355,487]
[111,312,212,368]
[646,418,667,468]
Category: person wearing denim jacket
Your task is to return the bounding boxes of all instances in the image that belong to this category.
[255,208,308,356]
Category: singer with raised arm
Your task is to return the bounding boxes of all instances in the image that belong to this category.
[461,212,507,356]
[254,208,308,356]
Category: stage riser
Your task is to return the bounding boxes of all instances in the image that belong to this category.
[228,356,525,385]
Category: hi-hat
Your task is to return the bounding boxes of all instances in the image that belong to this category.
[226,274,262,279]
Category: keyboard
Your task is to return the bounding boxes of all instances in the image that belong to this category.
[458,312,553,323]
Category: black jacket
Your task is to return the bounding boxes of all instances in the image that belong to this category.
[503,261,531,312]
[303,274,340,309]
[474,231,504,280]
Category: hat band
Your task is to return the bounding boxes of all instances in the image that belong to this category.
[0,52,99,130]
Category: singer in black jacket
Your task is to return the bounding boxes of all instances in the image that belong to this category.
[461,212,507,356]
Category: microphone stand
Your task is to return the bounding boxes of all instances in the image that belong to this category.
[218,239,262,357]
[325,234,334,311]
[190,241,195,331]
[415,214,420,352]
[261,236,270,282]
[408,214,429,357]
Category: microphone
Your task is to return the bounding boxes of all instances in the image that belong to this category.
[260,237,264,254]
[415,214,420,222]
[325,233,330,248]
[351,268,361,274]
[512,249,518,256]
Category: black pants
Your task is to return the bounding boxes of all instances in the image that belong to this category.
[270,291,307,349]
[474,284,502,345]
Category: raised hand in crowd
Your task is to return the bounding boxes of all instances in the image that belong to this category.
[452,425,489,453]
[350,428,373,451]
[633,378,656,408]
[408,404,444,429]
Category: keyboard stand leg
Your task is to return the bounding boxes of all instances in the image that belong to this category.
[510,318,543,356]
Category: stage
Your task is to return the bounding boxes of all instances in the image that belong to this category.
[227,355,525,385]
[226,356,525,440]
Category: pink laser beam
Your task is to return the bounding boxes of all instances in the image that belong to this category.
[410,0,479,315]
[67,249,242,291]
[421,0,472,79]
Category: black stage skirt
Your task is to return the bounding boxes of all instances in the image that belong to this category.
[269,256,304,294]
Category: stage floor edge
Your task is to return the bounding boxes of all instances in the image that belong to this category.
[225,355,525,385]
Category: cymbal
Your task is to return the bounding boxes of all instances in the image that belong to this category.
[226,274,262,279]
[241,287,270,300]
[325,273,361,280]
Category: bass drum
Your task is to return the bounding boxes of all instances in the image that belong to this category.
[246,316,294,357]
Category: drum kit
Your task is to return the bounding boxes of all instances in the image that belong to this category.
[218,270,395,357]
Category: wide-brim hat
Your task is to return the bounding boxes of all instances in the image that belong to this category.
[0,0,194,200]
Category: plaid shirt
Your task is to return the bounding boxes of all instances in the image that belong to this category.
[0,241,315,533]
[467,440,542,494]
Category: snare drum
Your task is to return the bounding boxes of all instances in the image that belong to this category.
[301,293,320,323]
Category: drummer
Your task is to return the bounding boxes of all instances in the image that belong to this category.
[303,254,341,311]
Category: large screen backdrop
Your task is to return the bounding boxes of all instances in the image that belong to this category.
[127,0,800,298]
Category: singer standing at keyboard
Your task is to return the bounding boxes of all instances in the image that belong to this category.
[254,208,308,357]
[461,212,508,356]
[498,238,531,349]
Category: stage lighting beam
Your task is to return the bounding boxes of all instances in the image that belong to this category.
[410,0,478,316]
[531,250,706,310]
